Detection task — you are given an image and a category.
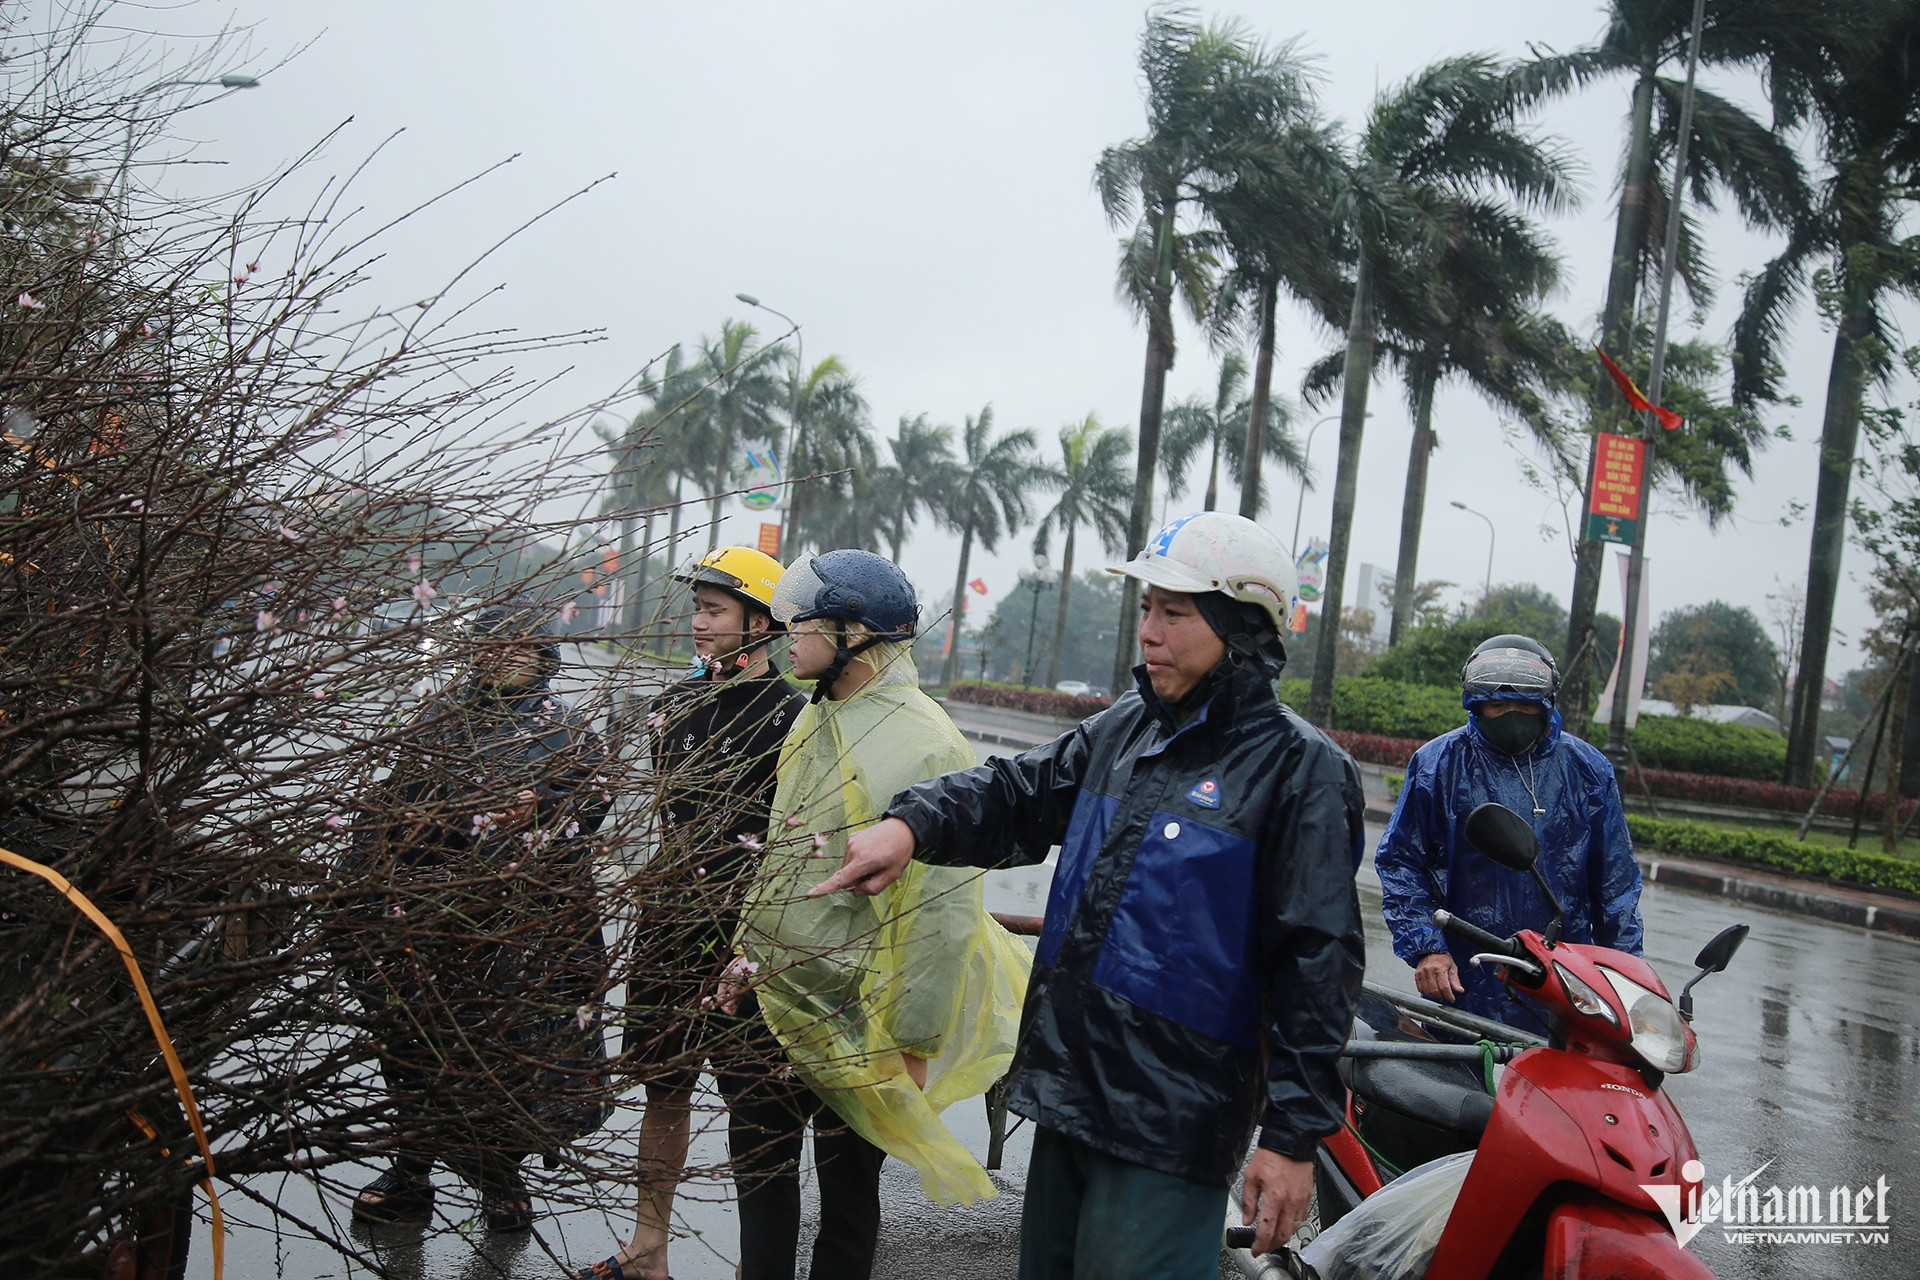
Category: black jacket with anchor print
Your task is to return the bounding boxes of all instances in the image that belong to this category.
[642,661,805,966]
[884,656,1366,1185]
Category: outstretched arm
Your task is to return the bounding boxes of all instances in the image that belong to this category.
[811,718,1097,897]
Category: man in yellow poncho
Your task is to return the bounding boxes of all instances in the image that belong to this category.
[716,549,1029,1280]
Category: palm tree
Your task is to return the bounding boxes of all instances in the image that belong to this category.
[782,354,871,555]
[690,319,785,550]
[1032,415,1132,688]
[871,413,958,562]
[1095,5,1319,696]
[1305,54,1579,727]
[1733,0,1919,784]
[1368,201,1570,645]
[1163,351,1311,517]
[939,406,1046,687]
[1556,0,1830,734]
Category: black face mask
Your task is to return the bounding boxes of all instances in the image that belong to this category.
[1476,706,1546,755]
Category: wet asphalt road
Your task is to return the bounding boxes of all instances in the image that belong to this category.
[191,741,1920,1279]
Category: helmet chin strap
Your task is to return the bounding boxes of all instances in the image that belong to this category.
[810,626,889,703]
[701,623,779,678]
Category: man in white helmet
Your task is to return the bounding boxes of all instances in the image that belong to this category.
[812,511,1366,1280]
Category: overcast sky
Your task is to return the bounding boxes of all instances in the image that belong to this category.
[149,0,1914,672]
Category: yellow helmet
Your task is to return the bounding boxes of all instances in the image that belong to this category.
[675,546,786,626]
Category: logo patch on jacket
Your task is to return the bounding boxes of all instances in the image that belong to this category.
[1187,777,1221,808]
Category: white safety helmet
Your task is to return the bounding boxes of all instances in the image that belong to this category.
[1107,511,1302,634]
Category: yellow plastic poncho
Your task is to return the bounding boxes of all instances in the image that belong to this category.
[737,643,1030,1205]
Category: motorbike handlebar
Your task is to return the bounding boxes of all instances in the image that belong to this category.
[1433,909,1519,959]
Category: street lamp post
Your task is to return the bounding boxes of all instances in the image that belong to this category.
[117,74,261,226]
[1451,500,1495,603]
[1018,557,1057,688]
[1291,413,1370,557]
[735,292,803,546]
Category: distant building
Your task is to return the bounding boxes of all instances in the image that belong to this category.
[1355,562,1394,645]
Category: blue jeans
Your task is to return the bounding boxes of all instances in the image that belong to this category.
[1018,1126,1227,1280]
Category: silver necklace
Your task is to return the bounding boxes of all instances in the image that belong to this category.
[1518,753,1546,817]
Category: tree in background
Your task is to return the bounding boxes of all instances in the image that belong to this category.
[939,407,1046,686]
[1733,0,1920,785]
[978,571,1127,690]
[782,354,873,555]
[1307,54,1578,728]
[1162,351,1311,515]
[1647,601,1778,709]
[871,413,958,563]
[1559,0,1831,736]
[1095,5,1320,696]
[1033,415,1132,688]
[690,320,785,550]
[1368,583,1572,687]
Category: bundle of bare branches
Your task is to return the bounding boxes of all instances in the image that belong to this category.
[0,7,819,1276]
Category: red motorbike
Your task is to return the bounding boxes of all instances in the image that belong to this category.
[1231,801,1748,1280]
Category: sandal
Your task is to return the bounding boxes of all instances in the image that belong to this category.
[573,1258,665,1280]
[352,1165,435,1226]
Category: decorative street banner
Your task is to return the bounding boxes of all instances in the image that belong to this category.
[757,522,781,557]
[1586,432,1645,545]
[1295,538,1329,601]
[741,445,782,510]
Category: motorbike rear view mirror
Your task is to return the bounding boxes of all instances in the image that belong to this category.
[1464,802,1539,871]
[1693,923,1749,974]
[1464,802,1564,946]
[1678,923,1749,1022]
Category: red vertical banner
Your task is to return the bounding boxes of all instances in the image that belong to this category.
[757,523,781,557]
[1585,433,1645,546]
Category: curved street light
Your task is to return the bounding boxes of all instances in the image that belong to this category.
[117,74,263,223]
[1290,413,1371,557]
[1451,500,1496,603]
[1017,556,1059,688]
[735,292,803,536]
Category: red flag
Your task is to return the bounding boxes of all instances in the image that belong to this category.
[1596,347,1683,431]
[968,577,989,595]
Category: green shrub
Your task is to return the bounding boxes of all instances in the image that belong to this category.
[1626,714,1786,782]
[1278,676,1467,740]
[1627,816,1920,895]
[1386,773,1404,802]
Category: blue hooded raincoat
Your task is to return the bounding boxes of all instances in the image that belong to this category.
[1374,696,1644,1035]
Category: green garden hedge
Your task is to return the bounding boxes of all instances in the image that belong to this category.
[1624,715,1790,782]
[1627,815,1920,895]
[1276,677,1468,741]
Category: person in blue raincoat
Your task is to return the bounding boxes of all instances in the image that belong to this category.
[1375,634,1643,1036]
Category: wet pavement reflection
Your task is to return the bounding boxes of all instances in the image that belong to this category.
[190,790,1920,1278]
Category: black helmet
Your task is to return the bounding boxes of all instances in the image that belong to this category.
[770,549,919,639]
[1461,634,1558,706]
[470,598,562,678]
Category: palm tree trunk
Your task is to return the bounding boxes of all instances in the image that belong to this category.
[1563,64,1657,739]
[1785,295,1874,785]
[942,521,977,687]
[664,474,686,659]
[1239,273,1280,520]
[1389,366,1438,645]
[1308,252,1374,727]
[1111,199,1178,697]
[1047,522,1077,689]
[888,515,905,565]
[1204,435,1220,511]
[633,509,655,638]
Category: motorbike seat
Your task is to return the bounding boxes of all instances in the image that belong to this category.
[1348,1055,1495,1140]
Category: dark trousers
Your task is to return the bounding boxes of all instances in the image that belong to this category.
[1018,1126,1227,1280]
[716,1043,886,1280]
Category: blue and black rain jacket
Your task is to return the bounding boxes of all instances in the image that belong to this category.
[885,657,1366,1185]
[1375,699,1645,1036]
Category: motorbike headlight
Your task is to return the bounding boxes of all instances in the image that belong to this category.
[1554,963,1619,1027]
[1599,966,1697,1074]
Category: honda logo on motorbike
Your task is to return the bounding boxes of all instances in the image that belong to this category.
[1644,1158,1894,1249]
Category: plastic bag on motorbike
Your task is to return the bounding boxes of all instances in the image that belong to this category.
[1300,1151,1474,1280]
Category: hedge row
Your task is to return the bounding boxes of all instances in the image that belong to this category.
[1624,714,1789,782]
[1624,766,1918,823]
[946,682,1114,721]
[1627,815,1920,895]
[1276,677,1467,741]
[1325,728,1428,770]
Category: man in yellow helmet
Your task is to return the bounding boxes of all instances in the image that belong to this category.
[585,547,805,1280]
